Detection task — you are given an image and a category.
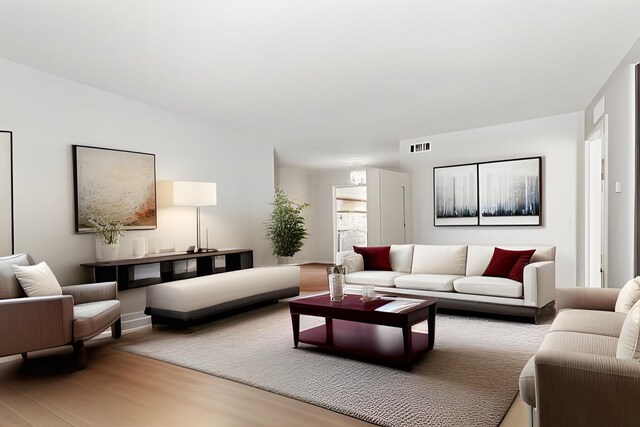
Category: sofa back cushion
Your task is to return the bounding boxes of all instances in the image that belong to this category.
[0,253,34,300]
[466,245,556,277]
[617,299,640,359]
[615,277,640,314]
[412,245,467,275]
[390,244,414,273]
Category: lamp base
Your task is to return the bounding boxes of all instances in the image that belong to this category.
[197,248,219,253]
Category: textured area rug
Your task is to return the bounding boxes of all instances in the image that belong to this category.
[118,303,547,427]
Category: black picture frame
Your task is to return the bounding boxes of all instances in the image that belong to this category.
[478,156,542,226]
[73,145,157,233]
[433,162,479,226]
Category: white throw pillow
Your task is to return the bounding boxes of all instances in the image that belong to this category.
[615,277,640,313]
[12,262,63,297]
[617,299,640,359]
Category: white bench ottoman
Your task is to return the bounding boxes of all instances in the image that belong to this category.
[145,266,300,326]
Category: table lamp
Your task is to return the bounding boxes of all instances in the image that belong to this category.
[165,181,218,252]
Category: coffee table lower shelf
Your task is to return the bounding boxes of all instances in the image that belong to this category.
[297,320,429,368]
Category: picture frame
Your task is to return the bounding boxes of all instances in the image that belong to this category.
[73,145,157,233]
[478,157,542,226]
[433,163,479,226]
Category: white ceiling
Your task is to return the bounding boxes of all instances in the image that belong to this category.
[1,1,639,169]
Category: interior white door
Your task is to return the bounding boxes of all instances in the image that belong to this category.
[587,137,603,288]
[380,178,407,244]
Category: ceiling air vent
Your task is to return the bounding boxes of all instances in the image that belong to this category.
[410,141,431,153]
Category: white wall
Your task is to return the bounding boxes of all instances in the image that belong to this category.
[584,37,640,288]
[0,59,275,328]
[275,167,314,263]
[400,112,584,288]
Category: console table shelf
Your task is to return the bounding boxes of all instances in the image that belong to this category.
[81,249,253,291]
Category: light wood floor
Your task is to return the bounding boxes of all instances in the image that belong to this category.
[0,263,527,426]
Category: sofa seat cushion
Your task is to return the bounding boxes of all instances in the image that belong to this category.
[73,300,121,341]
[539,331,618,357]
[453,276,523,298]
[394,274,463,292]
[345,271,404,287]
[550,309,626,338]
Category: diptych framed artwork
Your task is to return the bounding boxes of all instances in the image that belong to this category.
[434,163,478,226]
[434,157,542,227]
[73,145,157,232]
[478,158,541,225]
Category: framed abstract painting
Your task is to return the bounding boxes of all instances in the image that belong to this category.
[478,157,542,226]
[433,163,479,226]
[73,145,157,232]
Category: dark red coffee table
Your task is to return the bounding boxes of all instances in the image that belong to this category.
[288,294,437,370]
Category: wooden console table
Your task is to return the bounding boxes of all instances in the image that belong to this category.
[81,249,253,291]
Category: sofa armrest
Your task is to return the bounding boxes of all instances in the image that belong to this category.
[62,282,118,305]
[535,350,640,426]
[555,287,620,312]
[0,295,74,357]
[523,261,555,307]
[336,250,356,265]
[340,254,364,274]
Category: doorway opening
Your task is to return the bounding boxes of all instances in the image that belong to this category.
[334,186,367,254]
[585,116,608,288]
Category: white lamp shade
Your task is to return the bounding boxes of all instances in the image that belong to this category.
[163,181,217,207]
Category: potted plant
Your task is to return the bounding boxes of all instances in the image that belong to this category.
[89,215,125,261]
[265,188,309,263]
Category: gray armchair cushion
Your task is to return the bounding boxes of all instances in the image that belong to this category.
[73,300,121,341]
[0,253,34,299]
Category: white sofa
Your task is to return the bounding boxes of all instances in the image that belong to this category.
[337,245,556,322]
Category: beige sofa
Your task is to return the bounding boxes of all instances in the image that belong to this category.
[0,253,122,369]
[337,244,556,322]
[519,287,640,426]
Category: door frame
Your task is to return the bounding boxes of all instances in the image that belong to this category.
[584,115,609,288]
[332,184,367,261]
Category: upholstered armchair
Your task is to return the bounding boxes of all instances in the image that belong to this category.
[0,253,121,369]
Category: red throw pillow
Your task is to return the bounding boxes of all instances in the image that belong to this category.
[353,246,392,271]
[482,248,536,281]
[507,254,535,283]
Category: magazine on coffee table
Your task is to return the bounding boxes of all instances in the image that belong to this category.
[375,299,422,313]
